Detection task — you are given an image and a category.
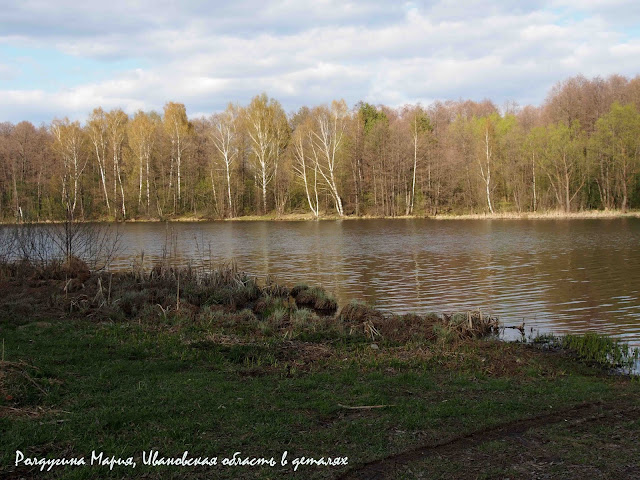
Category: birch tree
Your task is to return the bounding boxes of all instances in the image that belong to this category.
[473,115,498,213]
[106,109,128,218]
[128,111,158,214]
[209,104,239,217]
[523,126,545,212]
[163,102,190,213]
[310,100,347,216]
[51,118,87,217]
[87,108,111,215]
[246,94,276,214]
[405,106,432,215]
[272,104,290,216]
[292,118,320,217]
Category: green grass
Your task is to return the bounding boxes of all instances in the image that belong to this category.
[1,315,639,479]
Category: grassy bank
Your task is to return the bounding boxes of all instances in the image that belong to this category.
[224,209,640,221]
[2,209,640,225]
[221,210,640,222]
[1,262,639,479]
[430,209,640,220]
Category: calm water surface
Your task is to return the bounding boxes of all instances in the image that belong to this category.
[106,218,640,345]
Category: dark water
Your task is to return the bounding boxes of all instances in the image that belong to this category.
[100,218,640,345]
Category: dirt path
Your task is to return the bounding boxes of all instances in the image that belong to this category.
[338,401,640,480]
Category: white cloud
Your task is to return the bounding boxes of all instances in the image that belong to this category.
[1,0,639,122]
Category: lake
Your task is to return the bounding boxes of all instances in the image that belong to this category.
[95,218,640,345]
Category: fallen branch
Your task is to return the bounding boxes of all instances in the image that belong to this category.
[337,404,396,410]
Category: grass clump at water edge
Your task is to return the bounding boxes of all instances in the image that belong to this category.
[561,332,640,373]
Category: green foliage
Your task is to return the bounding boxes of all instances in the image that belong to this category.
[410,107,433,134]
[590,102,640,209]
[359,102,388,134]
[594,102,640,154]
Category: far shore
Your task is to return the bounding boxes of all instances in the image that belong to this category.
[1,209,640,225]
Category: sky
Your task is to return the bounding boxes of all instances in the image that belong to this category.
[1,0,639,123]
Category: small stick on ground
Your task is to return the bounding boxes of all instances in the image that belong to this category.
[338,404,396,410]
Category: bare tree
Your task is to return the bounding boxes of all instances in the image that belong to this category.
[246,94,277,214]
[474,116,497,213]
[106,109,128,218]
[163,102,190,213]
[87,108,111,215]
[292,118,320,217]
[51,118,87,218]
[209,104,240,217]
[272,106,291,217]
[310,100,347,216]
[405,105,431,215]
[129,111,158,214]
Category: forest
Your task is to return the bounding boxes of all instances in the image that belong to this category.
[1,73,640,222]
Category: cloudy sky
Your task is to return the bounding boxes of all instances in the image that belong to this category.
[1,0,639,123]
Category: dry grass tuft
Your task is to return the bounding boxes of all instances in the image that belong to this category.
[441,311,500,339]
[339,300,385,323]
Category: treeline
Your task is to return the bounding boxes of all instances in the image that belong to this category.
[1,74,640,221]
